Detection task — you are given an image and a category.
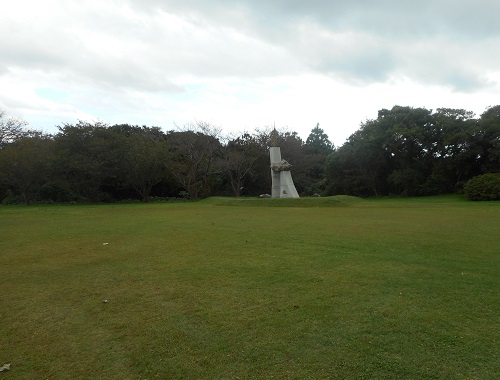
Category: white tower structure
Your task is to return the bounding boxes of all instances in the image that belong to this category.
[269,146,299,198]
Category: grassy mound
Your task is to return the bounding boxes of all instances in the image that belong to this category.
[202,195,365,207]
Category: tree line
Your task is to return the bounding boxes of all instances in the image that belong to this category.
[0,105,498,204]
[0,116,333,204]
[326,106,499,196]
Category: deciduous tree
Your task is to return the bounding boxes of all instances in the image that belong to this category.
[0,109,28,149]
[167,122,223,199]
[222,133,266,197]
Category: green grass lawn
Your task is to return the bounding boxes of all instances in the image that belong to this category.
[0,196,499,379]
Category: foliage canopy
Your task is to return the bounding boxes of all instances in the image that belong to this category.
[0,105,499,203]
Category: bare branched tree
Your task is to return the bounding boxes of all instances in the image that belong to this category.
[221,132,267,196]
[0,109,28,148]
[167,121,223,199]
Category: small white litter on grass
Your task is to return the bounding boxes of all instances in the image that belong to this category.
[0,364,10,372]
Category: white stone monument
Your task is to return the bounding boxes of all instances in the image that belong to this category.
[269,145,299,199]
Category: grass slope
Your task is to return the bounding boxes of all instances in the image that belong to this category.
[0,196,499,379]
[201,195,362,207]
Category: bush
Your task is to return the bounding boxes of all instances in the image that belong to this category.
[464,173,500,201]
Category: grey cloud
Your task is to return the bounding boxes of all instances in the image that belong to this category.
[396,36,500,92]
[331,51,396,83]
[411,64,494,93]
[128,0,500,39]
[0,21,77,70]
[2,0,499,98]
[290,27,396,83]
[0,5,184,93]
[1,1,302,93]
[444,72,492,93]
[121,0,500,90]
[80,60,185,93]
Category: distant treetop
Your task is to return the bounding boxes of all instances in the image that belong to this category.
[305,123,334,153]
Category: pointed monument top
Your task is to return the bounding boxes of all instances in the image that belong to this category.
[270,128,279,147]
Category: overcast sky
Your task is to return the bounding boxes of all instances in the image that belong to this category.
[1,0,499,145]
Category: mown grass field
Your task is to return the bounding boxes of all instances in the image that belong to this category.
[0,196,499,379]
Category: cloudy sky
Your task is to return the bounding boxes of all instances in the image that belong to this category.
[1,0,499,145]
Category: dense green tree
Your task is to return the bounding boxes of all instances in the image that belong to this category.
[476,105,500,174]
[0,134,53,204]
[121,131,170,202]
[326,105,499,197]
[53,121,114,201]
[326,119,391,196]
[429,108,478,193]
[304,123,334,154]
[51,122,177,202]
[50,123,178,202]
[303,124,335,194]
[377,106,435,195]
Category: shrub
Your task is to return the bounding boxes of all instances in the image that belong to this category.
[464,173,500,201]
